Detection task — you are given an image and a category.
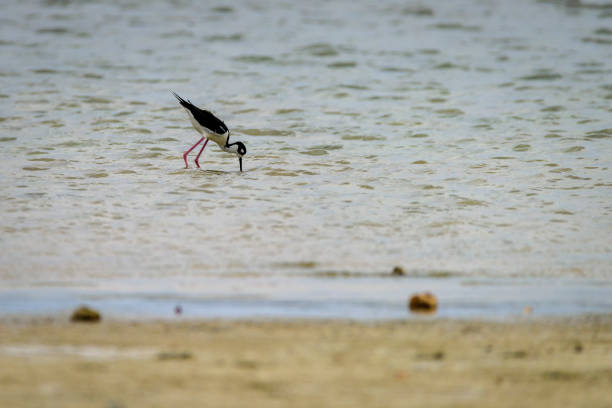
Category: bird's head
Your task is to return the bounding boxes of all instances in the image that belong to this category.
[224,140,247,172]
[226,141,247,157]
[236,141,247,158]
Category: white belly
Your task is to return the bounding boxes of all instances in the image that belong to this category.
[204,131,229,147]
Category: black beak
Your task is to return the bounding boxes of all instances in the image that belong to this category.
[239,157,243,172]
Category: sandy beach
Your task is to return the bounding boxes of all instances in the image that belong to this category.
[1,316,611,407]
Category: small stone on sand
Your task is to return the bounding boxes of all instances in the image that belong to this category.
[70,306,101,322]
[409,292,438,312]
[392,266,406,276]
[157,351,193,360]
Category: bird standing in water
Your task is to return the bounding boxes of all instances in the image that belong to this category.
[172,92,247,171]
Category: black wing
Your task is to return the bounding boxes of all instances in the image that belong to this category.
[172,92,229,135]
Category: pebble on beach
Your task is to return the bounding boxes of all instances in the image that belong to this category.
[70,306,101,322]
[409,292,438,312]
[157,351,193,361]
[392,266,406,276]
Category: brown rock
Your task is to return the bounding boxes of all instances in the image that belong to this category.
[392,266,406,276]
[409,292,438,312]
[70,306,101,322]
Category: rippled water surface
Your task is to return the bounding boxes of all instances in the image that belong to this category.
[1,0,611,317]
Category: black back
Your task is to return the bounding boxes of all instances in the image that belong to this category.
[172,92,228,135]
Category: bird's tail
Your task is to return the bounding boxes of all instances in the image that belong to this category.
[171,91,192,109]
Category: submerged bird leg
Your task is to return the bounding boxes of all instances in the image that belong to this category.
[194,138,209,168]
[183,136,204,168]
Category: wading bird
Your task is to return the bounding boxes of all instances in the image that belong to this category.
[172,92,247,171]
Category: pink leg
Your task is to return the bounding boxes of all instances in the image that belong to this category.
[194,138,209,168]
[183,137,204,168]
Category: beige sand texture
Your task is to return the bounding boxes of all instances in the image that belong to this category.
[1,317,611,408]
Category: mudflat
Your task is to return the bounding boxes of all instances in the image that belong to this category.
[1,316,611,407]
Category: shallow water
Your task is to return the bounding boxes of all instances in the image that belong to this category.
[2,278,612,320]
[1,0,611,318]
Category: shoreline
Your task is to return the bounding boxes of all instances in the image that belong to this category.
[1,315,611,407]
[2,275,611,320]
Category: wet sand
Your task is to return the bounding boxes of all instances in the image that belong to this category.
[1,316,611,407]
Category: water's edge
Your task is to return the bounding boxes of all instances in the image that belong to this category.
[2,276,611,320]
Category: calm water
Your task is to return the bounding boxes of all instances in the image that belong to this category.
[1,0,611,318]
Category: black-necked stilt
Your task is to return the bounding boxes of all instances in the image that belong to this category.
[172,92,247,172]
